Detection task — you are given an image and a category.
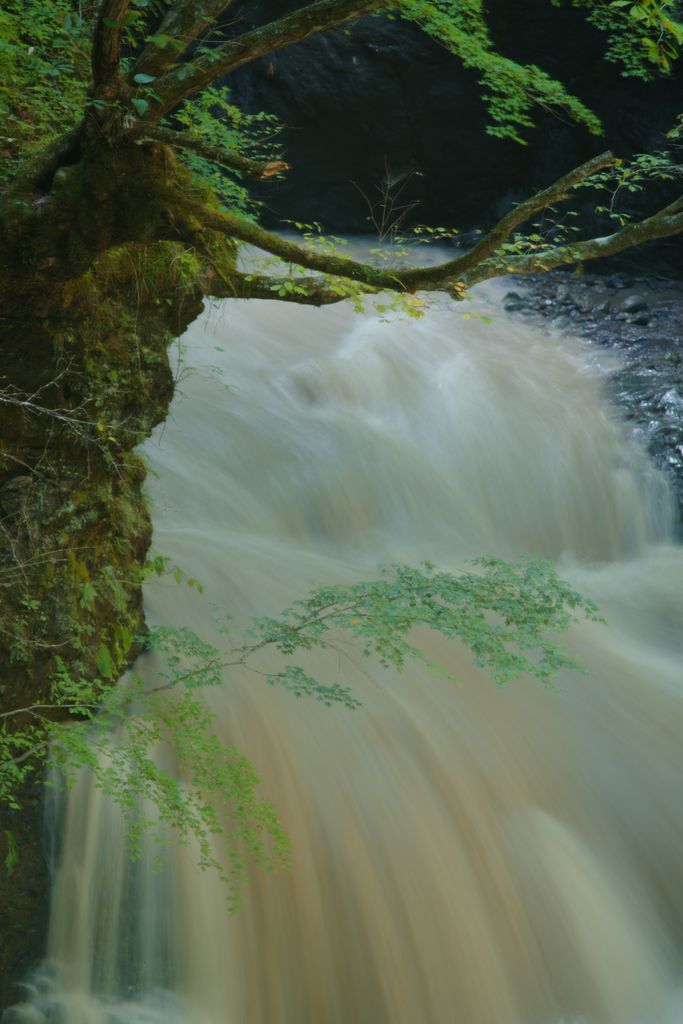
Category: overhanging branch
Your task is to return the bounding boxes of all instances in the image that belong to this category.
[461,194,683,285]
[181,182,683,299]
[439,150,617,280]
[145,0,388,123]
[178,150,626,294]
[208,270,357,305]
[185,204,398,288]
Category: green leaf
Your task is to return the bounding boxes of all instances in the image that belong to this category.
[130,97,149,116]
[96,645,114,680]
[133,72,156,84]
[145,32,183,50]
[4,831,19,877]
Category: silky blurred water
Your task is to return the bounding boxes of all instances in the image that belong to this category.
[10,284,683,1024]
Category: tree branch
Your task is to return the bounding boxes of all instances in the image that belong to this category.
[131,0,236,81]
[137,126,289,180]
[92,0,133,96]
[174,153,683,299]
[182,203,398,288]
[461,195,683,286]
[145,0,388,123]
[208,269,361,305]
[436,150,617,281]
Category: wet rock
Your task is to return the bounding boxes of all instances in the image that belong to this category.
[575,295,594,313]
[609,273,635,290]
[662,388,683,412]
[621,294,649,313]
[503,291,526,312]
[498,269,683,520]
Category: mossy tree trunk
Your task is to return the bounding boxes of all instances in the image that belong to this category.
[0,239,204,1004]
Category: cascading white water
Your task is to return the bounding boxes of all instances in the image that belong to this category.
[9,283,683,1024]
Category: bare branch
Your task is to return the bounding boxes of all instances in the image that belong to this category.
[145,0,388,123]
[131,1,236,81]
[92,0,133,96]
[137,126,289,180]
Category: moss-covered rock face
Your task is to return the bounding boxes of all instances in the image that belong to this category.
[0,242,204,1006]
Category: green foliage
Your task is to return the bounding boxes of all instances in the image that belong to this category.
[3,830,18,876]
[398,0,603,142]
[2,0,679,198]
[0,0,92,186]
[553,0,683,76]
[553,136,683,229]
[243,557,603,687]
[49,669,290,910]
[171,86,283,215]
[1,557,602,899]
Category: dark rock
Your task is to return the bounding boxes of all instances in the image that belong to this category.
[630,312,651,326]
[621,294,649,313]
[502,269,683,521]
[609,273,635,290]
[503,291,527,312]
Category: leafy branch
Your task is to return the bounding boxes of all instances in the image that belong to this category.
[1,557,602,903]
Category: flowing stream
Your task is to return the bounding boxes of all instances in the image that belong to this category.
[10,284,683,1023]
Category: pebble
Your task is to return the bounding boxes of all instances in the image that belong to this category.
[609,273,635,289]
[621,294,649,314]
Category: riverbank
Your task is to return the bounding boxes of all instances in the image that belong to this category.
[498,269,683,523]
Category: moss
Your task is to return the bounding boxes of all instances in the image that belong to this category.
[0,239,206,1006]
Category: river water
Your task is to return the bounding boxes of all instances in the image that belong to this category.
[10,285,683,1023]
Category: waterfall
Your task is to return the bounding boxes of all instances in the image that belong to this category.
[9,284,683,1024]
